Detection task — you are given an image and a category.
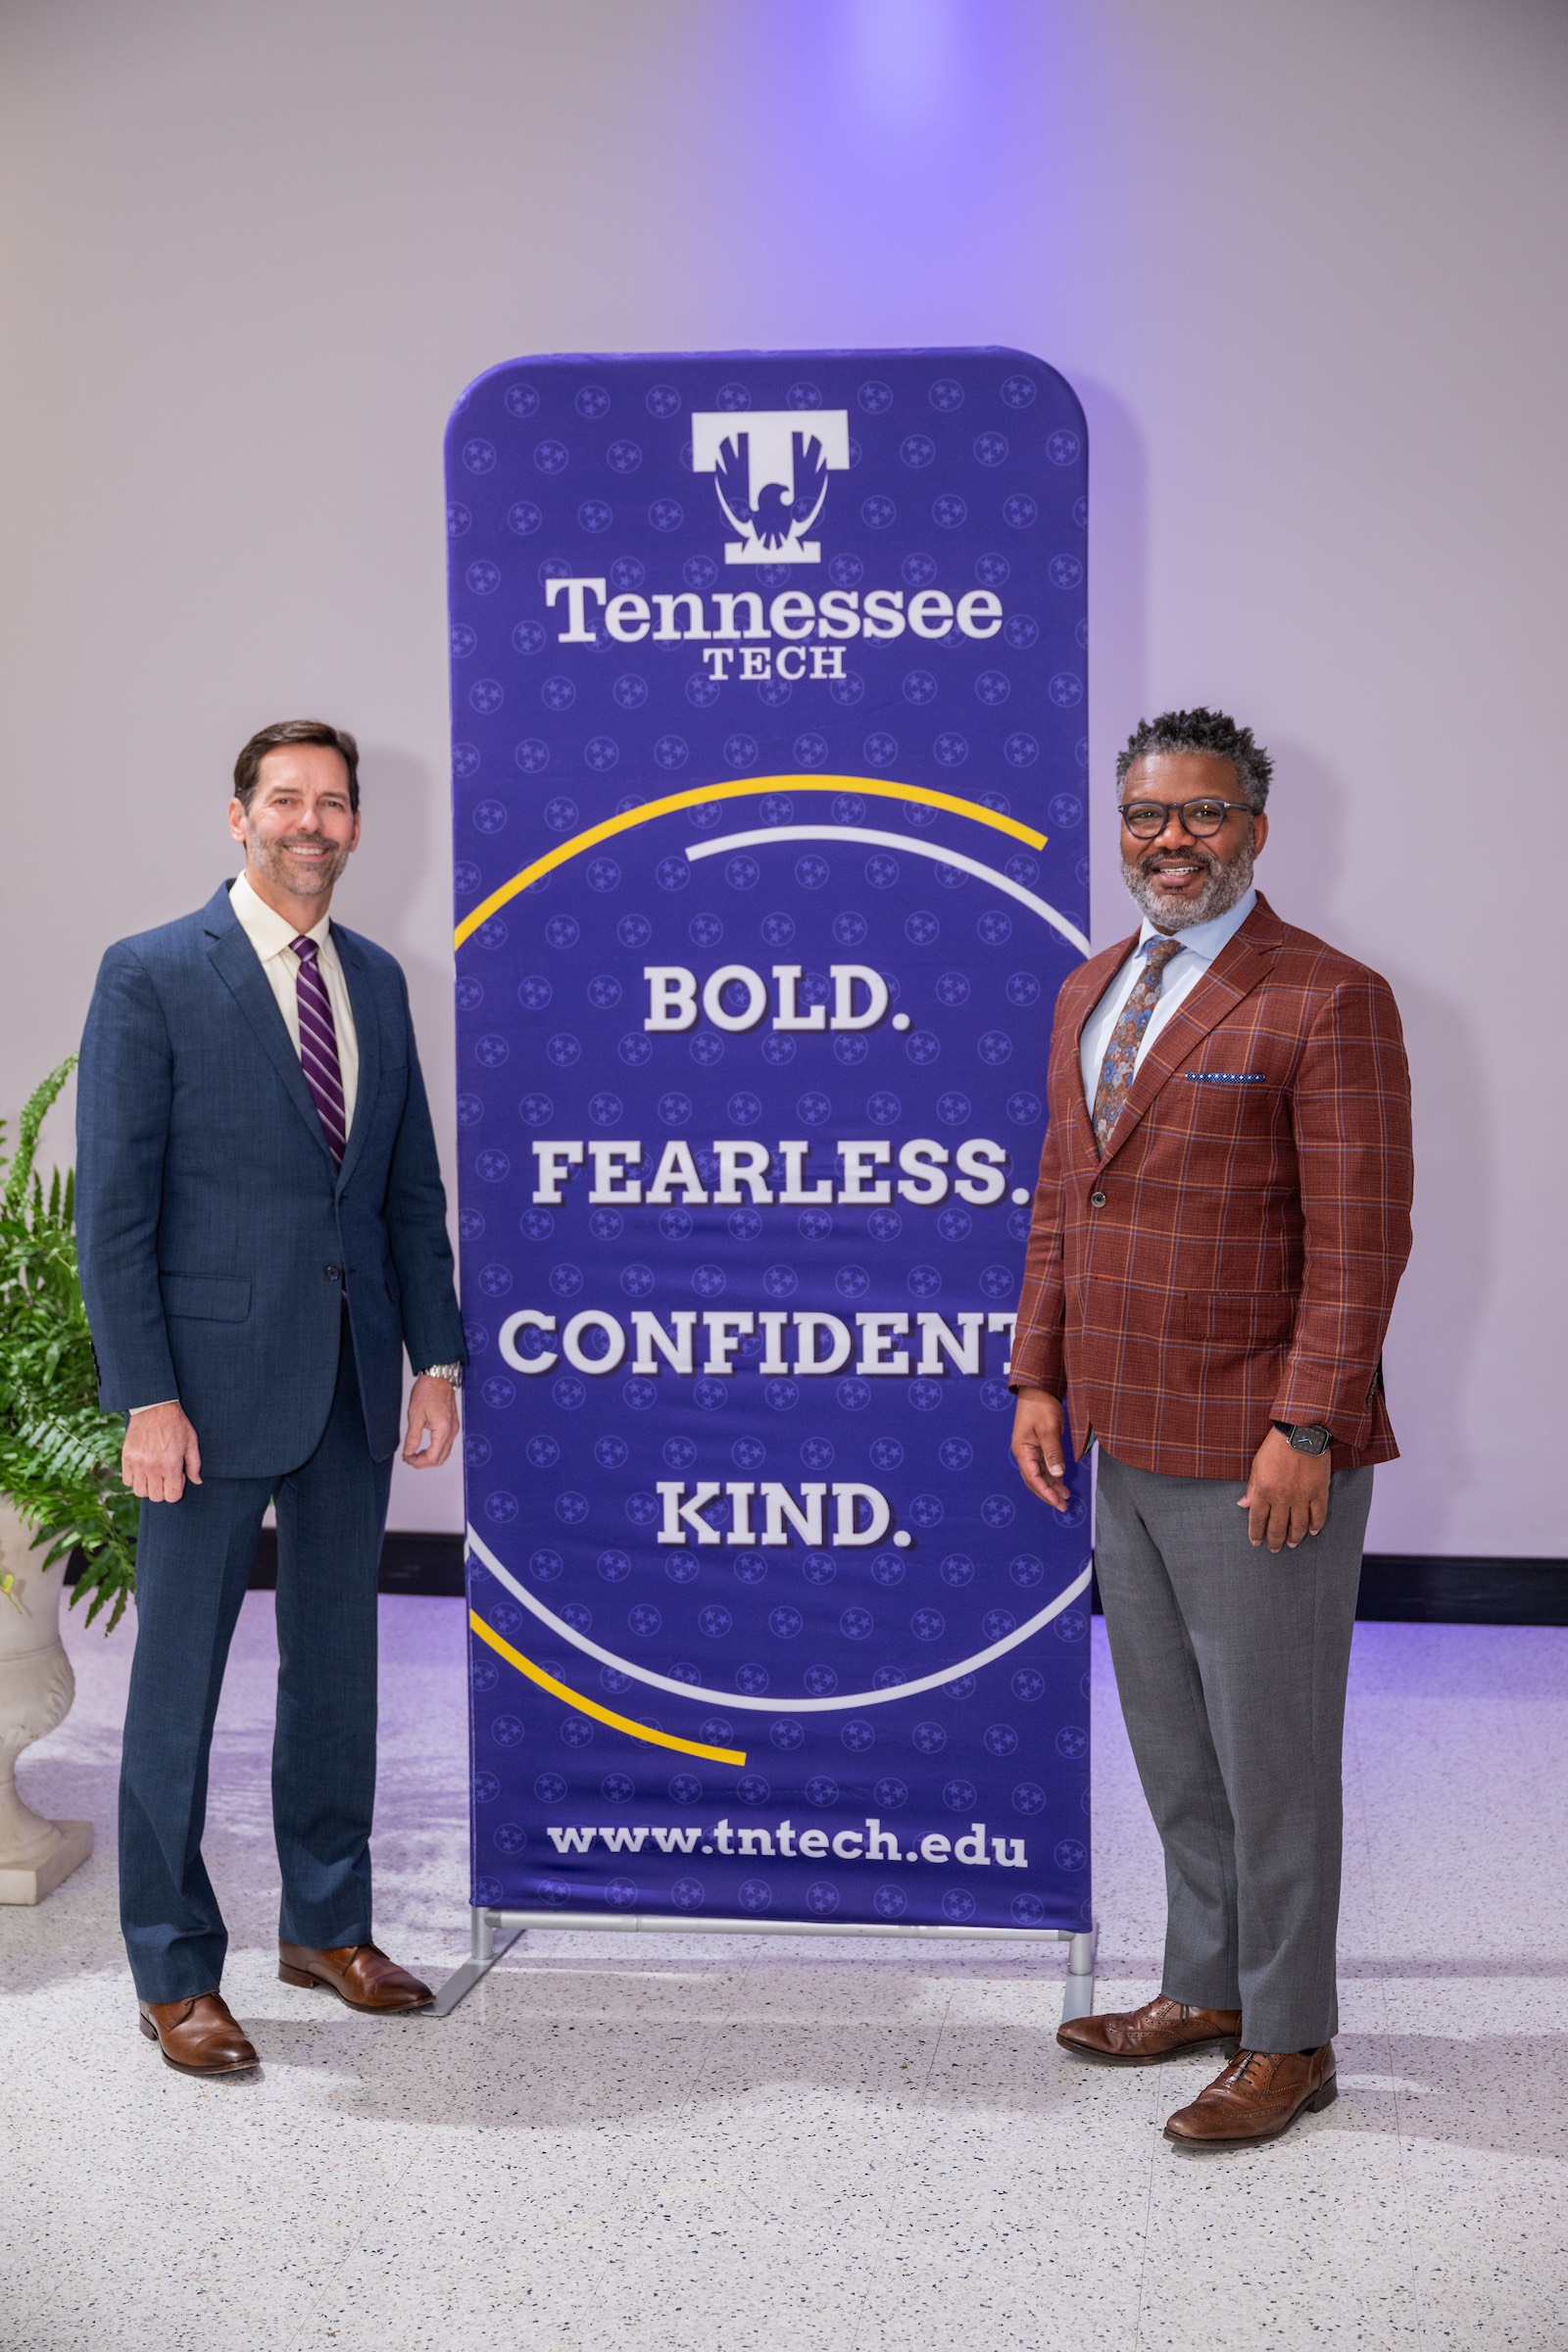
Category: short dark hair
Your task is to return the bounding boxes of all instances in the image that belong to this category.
[233,719,360,813]
[1115,707,1272,812]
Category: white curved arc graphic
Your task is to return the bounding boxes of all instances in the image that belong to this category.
[466,1524,1093,1714]
[685,826,1091,957]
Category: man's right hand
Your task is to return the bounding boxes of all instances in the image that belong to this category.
[1010,1389,1071,1510]
[122,1403,202,1503]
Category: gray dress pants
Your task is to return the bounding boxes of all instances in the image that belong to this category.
[1093,1448,1373,2051]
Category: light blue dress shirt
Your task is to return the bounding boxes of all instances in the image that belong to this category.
[1078,889,1257,1111]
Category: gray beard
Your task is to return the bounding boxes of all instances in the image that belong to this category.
[1121,838,1255,931]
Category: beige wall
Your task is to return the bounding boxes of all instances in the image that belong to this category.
[1,0,1562,1552]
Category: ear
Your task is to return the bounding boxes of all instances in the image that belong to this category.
[226,797,249,849]
[1251,810,1269,857]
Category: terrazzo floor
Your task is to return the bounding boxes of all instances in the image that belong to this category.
[2,1593,1564,2350]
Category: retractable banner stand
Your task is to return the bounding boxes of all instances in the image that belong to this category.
[448,349,1092,1943]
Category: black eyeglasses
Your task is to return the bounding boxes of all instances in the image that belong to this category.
[1117,798,1254,840]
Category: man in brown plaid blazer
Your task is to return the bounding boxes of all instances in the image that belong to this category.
[1011,707,1413,2148]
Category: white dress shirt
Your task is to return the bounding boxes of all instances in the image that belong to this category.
[129,874,360,1414]
[228,868,360,1131]
[1078,889,1257,1110]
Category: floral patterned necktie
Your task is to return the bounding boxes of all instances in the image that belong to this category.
[1091,936,1185,1154]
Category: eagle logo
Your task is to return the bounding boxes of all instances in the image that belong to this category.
[690,409,852,564]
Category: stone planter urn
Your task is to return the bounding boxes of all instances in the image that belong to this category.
[0,1495,93,1902]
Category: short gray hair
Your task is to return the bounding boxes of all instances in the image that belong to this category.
[1115,707,1273,812]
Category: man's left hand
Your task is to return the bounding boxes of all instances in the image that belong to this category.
[1238,1426,1331,1551]
[403,1375,460,1468]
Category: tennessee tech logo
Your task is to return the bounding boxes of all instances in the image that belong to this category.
[690,410,852,565]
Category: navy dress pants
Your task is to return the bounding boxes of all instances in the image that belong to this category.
[119,1328,393,2002]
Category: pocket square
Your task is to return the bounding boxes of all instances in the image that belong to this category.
[1185,1071,1267,1085]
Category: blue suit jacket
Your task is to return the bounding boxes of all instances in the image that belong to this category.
[76,881,465,1477]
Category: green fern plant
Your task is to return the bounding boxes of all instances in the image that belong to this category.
[0,1058,138,1629]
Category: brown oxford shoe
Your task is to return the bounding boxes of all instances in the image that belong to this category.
[1058,1992,1243,2065]
[277,1939,433,2013]
[137,1992,260,2078]
[1164,2043,1338,2146]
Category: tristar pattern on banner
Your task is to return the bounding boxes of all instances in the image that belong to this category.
[448,349,1092,1935]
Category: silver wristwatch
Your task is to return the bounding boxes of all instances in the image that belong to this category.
[418,1362,465,1388]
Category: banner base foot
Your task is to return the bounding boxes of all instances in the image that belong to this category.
[427,1908,523,2018]
[428,1906,1096,2021]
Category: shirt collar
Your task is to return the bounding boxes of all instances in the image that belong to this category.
[1135,886,1256,967]
[228,868,333,962]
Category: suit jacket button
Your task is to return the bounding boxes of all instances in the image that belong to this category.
[1088,1191,1106,1208]
[325,1263,343,1281]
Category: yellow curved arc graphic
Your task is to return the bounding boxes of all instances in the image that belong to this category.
[469,1609,749,1767]
[454,774,1048,948]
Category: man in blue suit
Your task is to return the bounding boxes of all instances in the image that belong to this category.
[77,718,466,2077]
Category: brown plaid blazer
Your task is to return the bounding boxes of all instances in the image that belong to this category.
[1011,893,1413,1479]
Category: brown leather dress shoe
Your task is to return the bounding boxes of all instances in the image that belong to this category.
[137,1992,260,2078]
[1163,2043,1337,2145]
[1057,1992,1243,2065]
[277,1940,433,2012]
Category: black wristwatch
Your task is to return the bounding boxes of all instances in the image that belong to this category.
[1273,1420,1330,1454]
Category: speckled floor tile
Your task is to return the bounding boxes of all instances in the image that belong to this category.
[1365,1980,1568,2342]
[855,2173,1149,2352]
[1399,2146,1568,2350]
[4,1597,1567,2351]
[1136,2105,1419,2349]
[296,2168,652,2352]
[578,2214,878,2352]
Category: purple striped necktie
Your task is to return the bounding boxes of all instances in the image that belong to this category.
[291,934,348,1166]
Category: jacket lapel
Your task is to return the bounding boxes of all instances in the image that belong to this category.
[1099,895,1286,1167]
[331,927,381,1197]
[203,882,336,1168]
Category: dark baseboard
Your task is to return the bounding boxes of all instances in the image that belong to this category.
[1089,1554,1568,1628]
[245,1529,466,1596]
[67,1530,468,1599]
[338,1538,1568,1626]
[75,1536,1568,1626]
[1355,1554,1568,1626]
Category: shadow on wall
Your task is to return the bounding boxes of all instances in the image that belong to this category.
[1069,372,1148,950]
[1263,741,1493,1549]
[338,741,466,1532]
[341,737,459,1178]
[348,744,448,1011]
